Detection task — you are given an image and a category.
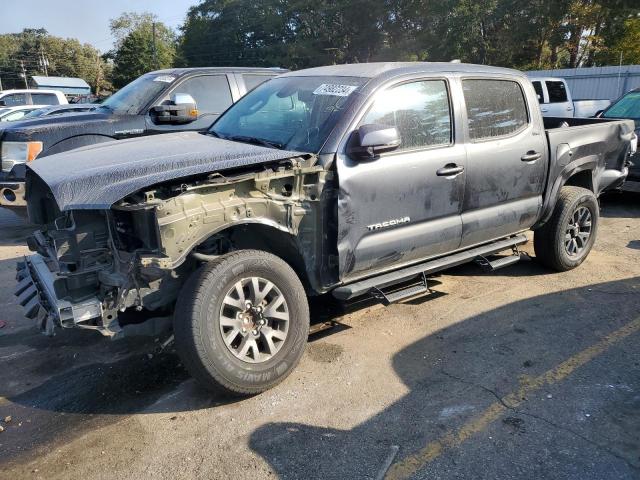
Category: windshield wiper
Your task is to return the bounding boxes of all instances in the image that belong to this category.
[225,134,284,150]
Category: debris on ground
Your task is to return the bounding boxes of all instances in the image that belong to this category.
[4,416,12,423]
[0,319,6,328]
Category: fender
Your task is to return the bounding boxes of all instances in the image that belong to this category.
[534,156,598,229]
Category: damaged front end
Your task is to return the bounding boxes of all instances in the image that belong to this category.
[16,207,184,338]
[17,154,332,338]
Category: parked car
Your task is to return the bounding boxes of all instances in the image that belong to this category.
[0,89,68,107]
[597,87,640,187]
[16,63,636,395]
[20,103,99,120]
[529,77,610,117]
[0,67,287,212]
[0,105,41,122]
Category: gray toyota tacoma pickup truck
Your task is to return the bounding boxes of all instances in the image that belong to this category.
[16,63,636,395]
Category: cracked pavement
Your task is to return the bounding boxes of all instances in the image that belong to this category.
[0,191,639,480]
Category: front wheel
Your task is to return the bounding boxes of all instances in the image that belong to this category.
[174,250,309,395]
[534,186,599,271]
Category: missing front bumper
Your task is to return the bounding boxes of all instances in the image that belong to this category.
[15,255,104,336]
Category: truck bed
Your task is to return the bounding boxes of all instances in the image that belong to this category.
[537,115,635,226]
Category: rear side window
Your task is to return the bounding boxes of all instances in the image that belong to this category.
[31,93,60,105]
[462,79,529,140]
[174,75,233,114]
[243,74,272,92]
[362,80,452,151]
[545,81,568,103]
[1,93,27,106]
[532,81,544,103]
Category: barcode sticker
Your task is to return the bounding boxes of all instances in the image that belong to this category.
[313,84,358,97]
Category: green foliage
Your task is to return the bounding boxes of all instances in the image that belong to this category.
[177,0,640,70]
[0,29,109,91]
[107,12,177,88]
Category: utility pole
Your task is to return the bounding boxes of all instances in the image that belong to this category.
[152,22,158,69]
[20,60,28,89]
[39,49,49,76]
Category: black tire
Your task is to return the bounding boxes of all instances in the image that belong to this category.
[174,250,309,396]
[534,186,599,271]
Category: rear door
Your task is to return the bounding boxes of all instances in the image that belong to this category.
[459,77,547,248]
[337,77,465,281]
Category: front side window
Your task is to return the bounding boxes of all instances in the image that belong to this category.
[463,79,529,140]
[2,93,27,107]
[31,93,59,105]
[532,81,544,103]
[362,80,452,151]
[546,81,568,103]
[173,75,233,114]
[211,76,366,153]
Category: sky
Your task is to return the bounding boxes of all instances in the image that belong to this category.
[0,0,198,52]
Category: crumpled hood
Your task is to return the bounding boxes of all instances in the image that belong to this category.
[27,131,306,211]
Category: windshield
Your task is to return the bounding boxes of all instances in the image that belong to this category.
[210,76,367,153]
[603,91,640,125]
[22,107,49,119]
[99,73,175,115]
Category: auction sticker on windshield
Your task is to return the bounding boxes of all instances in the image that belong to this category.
[313,84,359,96]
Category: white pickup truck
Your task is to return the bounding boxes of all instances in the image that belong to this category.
[529,77,610,118]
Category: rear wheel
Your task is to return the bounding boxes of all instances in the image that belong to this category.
[534,186,599,271]
[174,250,309,395]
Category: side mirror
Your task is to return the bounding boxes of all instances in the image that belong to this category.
[593,110,604,118]
[0,100,5,107]
[536,94,542,103]
[347,124,401,160]
[150,93,198,124]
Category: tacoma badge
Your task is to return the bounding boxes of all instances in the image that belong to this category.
[367,216,411,231]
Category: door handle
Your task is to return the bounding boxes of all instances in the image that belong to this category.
[541,108,549,113]
[521,151,542,162]
[436,164,464,177]
[566,106,573,111]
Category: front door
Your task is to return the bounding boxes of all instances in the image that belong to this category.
[337,78,465,281]
[460,78,547,248]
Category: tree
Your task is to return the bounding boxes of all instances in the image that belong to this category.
[107,12,176,88]
[0,28,109,91]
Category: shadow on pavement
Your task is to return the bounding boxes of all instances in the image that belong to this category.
[249,277,640,479]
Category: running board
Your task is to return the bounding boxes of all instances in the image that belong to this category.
[475,253,522,272]
[370,273,433,306]
[332,234,528,301]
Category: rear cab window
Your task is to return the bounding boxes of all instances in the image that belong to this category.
[31,93,60,105]
[242,74,274,92]
[545,81,568,103]
[462,79,529,140]
[361,79,452,151]
[171,75,233,115]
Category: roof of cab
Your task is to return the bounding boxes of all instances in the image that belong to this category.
[150,67,289,76]
[280,62,523,79]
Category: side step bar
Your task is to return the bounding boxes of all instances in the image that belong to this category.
[332,234,528,301]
